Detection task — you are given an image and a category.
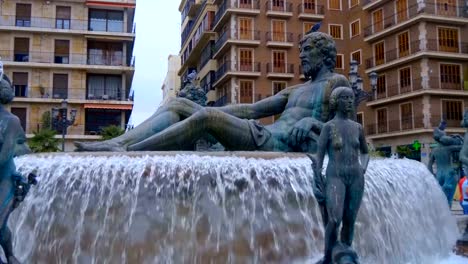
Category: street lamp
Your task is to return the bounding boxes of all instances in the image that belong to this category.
[348,60,372,108]
[52,99,77,152]
[369,71,378,100]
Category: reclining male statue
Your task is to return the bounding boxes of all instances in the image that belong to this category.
[75,30,350,153]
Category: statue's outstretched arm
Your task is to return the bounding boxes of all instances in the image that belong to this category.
[218,91,289,120]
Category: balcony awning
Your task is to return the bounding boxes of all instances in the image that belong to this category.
[84,103,133,110]
[86,1,136,8]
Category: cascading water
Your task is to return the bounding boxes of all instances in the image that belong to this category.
[8,153,460,263]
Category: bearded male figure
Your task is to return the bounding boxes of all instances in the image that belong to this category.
[75,31,350,152]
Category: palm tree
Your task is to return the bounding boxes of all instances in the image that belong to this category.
[28,129,60,153]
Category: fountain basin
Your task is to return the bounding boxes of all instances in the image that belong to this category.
[10,152,461,263]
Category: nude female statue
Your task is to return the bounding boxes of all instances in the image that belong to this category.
[312,86,369,264]
[75,31,350,153]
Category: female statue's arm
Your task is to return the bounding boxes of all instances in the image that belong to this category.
[311,124,330,202]
[359,125,370,173]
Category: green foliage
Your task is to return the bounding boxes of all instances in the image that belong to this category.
[369,150,386,158]
[28,129,60,153]
[100,125,124,141]
[396,145,412,158]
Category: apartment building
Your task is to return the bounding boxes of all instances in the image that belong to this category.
[178,0,467,161]
[161,54,182,104]
[0,0,136,151]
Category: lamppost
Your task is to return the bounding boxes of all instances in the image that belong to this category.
[52,99,77,152]
[368,71,378,100]
[348,60,378,107]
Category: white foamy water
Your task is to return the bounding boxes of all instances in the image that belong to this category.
[7,154,461,263]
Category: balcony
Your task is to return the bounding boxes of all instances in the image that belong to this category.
[0,50,133,71]
[181,0,196,22]
[265,1,293,17]
[214,60,261,85]
[180,16,215,69]
[365,39,468,71]
[266,63,295,78]
[368,77,467,106]
[212,0,260,31]
[365,116,426,137]
[265,32,295,48]
[297,3,325,19]
[213,30,261,59]
[0,15,134,36]
[363,3,468,41]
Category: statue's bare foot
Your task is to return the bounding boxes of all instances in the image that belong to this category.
[74,141,126,152]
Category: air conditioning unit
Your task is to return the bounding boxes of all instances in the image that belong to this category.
[102,94,109,100]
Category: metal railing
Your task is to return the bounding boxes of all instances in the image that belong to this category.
[0,15,129,33]
[214,30,261,54]
[11,86,131,101]
[297,3,325,15]
[266,63,295,74]
[212,0,260,28]
[265,1,293,12]
[215,60,261,82]
[364,3,467,37]
[365,115,426,136]
[0,50,128,66]
[365,40,468,69]
[265,31,295,42]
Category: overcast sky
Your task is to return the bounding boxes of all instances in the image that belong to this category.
[130,1,181,126]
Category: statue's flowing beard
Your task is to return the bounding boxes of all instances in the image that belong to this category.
[303,61,323,79]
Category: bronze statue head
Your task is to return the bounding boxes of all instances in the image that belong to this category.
[299,31,337,79]
[0,75,14,105]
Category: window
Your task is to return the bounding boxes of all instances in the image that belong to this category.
[374,41,385,66]
[272,50,286,73]
[399,67,411,93]
[56,6,71,29]
[273,81,287,120]
[89,9,124,32]
[12,72,28,97]
[335,54,344,69]
[372,9,383,33]
[376,75,386,97]
[349,0,359,8]
[377,108,388,133]
[303,22,315,34]
[396,0,408,23]
[397,31,410,57]
[351,50,361,65]
[329,24,342,39]
[437,0,457,16]
[53,74,68,99]
[87,74,122,100]
[443,100,462,122]
[239,0,253,9]
[271,20,286,42]
[303,0,316,13]
[10,108,26,131]
[273,81,287,94]
[87,41,123,66]
[438,27,459,52]
[350,20,360,38]
[239,49,253,71]
[239,80,253,103]
[271,0,285,11]
[440,64,461,89]
[356,112,363,126]
[54,40,70,64]
[329,0,341,10]
[85,109,122,135]
[15,4,31,27]
[239,17,253,40]
[400,103,413,130]
[14,38,29,62]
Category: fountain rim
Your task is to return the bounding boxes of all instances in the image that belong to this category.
[21,151,309,160]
